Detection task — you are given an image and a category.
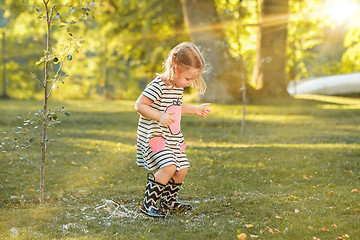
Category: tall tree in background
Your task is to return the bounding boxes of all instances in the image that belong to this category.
[252,0,289,96]
[181,0,249,103]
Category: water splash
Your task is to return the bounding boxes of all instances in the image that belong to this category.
[95,199,142,219]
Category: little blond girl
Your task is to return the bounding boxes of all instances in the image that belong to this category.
[135,42,211,218]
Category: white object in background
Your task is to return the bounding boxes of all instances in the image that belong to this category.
[287,73,360,96]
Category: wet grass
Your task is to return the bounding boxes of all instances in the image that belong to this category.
[0,95,360,239]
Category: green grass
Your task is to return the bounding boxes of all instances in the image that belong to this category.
[0,95,359,239]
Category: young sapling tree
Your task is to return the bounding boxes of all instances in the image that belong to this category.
[0,0,94,204]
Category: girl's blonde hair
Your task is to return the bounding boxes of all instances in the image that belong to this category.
[159,42,207,94]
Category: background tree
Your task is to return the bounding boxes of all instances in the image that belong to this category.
[181,0,249,103]
[0,1,44,99]
[0,8,10,98]
[69,0,188,100]
[252,0,289,97]
[342,12,360,73]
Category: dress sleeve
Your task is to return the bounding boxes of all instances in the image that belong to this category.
[142,79,163,102]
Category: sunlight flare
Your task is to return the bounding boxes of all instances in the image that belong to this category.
[326,0,359,21]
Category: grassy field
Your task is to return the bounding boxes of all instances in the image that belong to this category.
[0,95,359,239]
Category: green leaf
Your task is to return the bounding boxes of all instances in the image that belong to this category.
[36,57,45,65]
[30,6,43,12]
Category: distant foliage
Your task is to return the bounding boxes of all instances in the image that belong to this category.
[342,15,360,72]
[1,0,360,99]
[215,0,259,81]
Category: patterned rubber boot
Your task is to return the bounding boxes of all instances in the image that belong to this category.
[140,173,167,218]
[160,178,192,212]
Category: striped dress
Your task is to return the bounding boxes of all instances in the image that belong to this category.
[136,77,189,171]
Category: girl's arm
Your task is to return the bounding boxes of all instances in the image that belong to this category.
[182,102,211,118]
[135,94,175,127]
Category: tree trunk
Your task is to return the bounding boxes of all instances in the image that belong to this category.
[40,0,53,204]
[1,32,8,99]
[181,0,248,103]
[252,0,289,97]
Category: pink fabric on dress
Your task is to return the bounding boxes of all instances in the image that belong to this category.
[149,137,166,153]
[165,98,182,135]
[180,142,187,154]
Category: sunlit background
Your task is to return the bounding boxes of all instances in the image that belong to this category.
[325,0,359,22]
[0,0,360,101]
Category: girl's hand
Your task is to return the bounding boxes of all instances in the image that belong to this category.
[196,103,211,118]
[159,112,175,127]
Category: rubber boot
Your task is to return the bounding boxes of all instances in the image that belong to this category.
[140,173,167,218]
[160,178,192,212]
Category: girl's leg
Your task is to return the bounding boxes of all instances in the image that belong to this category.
[171,167,189,183]
[140,165,176,218]
[140,172,167,218]
[154,165,177,185]
[160,167,192,211]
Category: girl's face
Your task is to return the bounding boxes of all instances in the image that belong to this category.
[173,66,202,89]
